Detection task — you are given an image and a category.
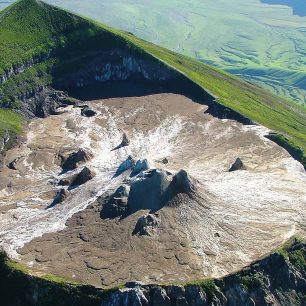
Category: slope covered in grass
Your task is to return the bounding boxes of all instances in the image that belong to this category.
[33,0,305,106]
[0,0,305,166]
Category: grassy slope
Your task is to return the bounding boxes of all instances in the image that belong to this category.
[0,5,22,142]
[36,0,306,107]
[0,0,305,164]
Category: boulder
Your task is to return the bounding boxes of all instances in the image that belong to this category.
[130,159,151,177]
[152,287,171,306]
[122,132,130,146]
[170,169,195,194]
[114,156,135,177]
[229,158,246,172]
[48,188,69,208]
[62,149,93,171]
[112,132,130,150]
[7,158,19,170]
[70,167,95,188]
[101,184,130,218]
[133,213,161,236]
[81,106,97,117]
[58,178,71,186]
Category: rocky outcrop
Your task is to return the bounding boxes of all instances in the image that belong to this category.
[103,167,197,217]
[19,87,75,119]
[54,49,178,91]
[130,159,151,177]
[114,156,135,177]
[133,214,161,236]
[127,169,172,213]
[70,167,96,188]
[101,184,130,218]
[112,132,130,151]
[7,157,20,170]
[81,106,97,117]
[0,53,50,86]
[61,149,93,171]
[229,157,246,172]
[48,188,69,208]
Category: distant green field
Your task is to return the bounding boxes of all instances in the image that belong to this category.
[12,0,300,106]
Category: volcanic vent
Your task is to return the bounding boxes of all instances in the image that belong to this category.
[0,92,305,288]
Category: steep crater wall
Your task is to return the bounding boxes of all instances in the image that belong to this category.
[0,238,305,306]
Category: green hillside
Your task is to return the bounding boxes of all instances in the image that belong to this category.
[37,0,306,107]
[0,0,305,166]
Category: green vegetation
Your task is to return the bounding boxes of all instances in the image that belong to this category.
[0,109,22,150]
[240,274,263,290]
[30,0,306,106]
[277,236,306,271]
[0,0,305,167]
[185,278,216,292]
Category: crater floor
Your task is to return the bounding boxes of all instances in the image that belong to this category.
[0,93,305,288]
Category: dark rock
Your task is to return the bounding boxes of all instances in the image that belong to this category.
[101,184,130,218]
[170,169,195,194]
[160,158,169,164]
[125,281,145,288]
[130,159,151,177]
[133,214,161,236]
[229,158,246,172]
[114,156,135,177]
[81,106,96,117]
[7,158,19,170]
[70,167,95,188]
[101,287,149,306]
[62,149,93,171]
[185,285,207,305]
[21,88,73,119]
[58,178,71,186]
[48,188,69,208]
[112,132,130,151]
[167,286,188,306]
[122,133,130,146]
[152,287,171,306]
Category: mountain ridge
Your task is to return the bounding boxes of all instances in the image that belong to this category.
[0,0,305,168]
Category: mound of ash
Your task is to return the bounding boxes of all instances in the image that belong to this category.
[229,157,246,172]
[101,159,196,218]
[61,149,93,171]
